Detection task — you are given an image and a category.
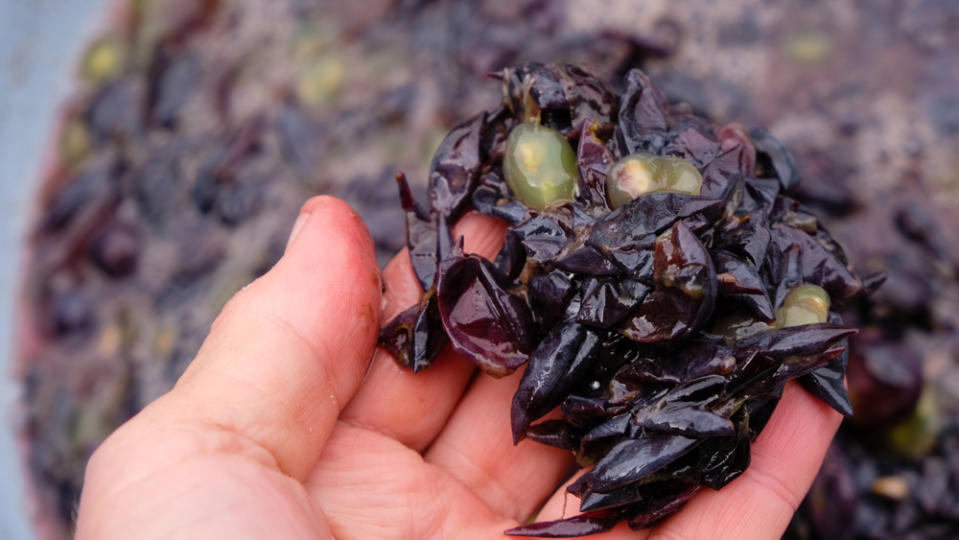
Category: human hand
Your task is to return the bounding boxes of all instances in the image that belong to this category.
[76,195,841,539]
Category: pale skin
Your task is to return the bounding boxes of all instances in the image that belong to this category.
[76,195,841,540]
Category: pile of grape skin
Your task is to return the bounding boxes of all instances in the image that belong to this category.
[380,62,872,537]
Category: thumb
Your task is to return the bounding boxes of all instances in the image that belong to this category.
[86,195,381,485]
[77,195,379,539]
[171,195,382,478]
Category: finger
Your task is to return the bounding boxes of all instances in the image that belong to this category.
[165,195,382,479]
[425,369,575,523]
[647,381,841,540]
[340,212,507,451]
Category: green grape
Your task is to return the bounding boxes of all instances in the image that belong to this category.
[777,284,830,328]
[606,153,702,208]
[503,122,578,210]
[82,38,123,83]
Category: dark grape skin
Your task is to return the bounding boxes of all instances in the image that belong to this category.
[136,156,182,226]
[85,79,142,141]
[436,252,537,378]
[49,289,96,339]
[41,157,123,234]
[511,322,601,443]
[89,222,139,278]
[845,337,923,427]
[146,45,201,129]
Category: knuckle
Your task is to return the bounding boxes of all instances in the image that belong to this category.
[747,462,803,515]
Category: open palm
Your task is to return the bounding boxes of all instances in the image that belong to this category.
[77,197,840,540]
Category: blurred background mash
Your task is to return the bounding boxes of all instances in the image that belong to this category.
[2,1,959,539]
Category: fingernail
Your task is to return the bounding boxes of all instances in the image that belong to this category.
[286,212,311,252]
